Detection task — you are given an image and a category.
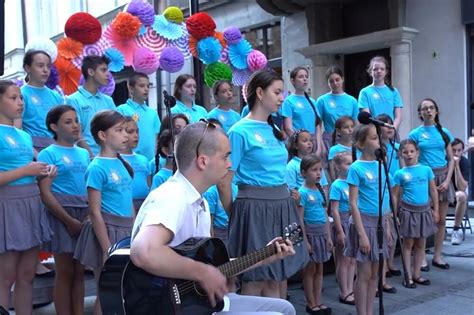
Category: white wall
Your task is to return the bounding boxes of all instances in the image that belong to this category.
[407,0,467,140]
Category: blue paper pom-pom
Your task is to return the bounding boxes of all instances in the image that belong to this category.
[104,48,125,72]
[197,36,222,65]
[228,39,252,70]
[152,15,182,40]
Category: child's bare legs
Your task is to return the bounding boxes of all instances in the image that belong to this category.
[413,238,427,280]
[355,261,378,315]
[402,238,414,281]
[303,262,316,308]
[241,280,280,298]
[336,245,355,300]
[433,201,449,265]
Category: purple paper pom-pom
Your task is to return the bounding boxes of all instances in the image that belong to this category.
[45,64,59,90]
[223,26,242,45]
[127,0,155,26]
[159,46,184,73]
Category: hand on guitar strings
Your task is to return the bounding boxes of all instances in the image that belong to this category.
[198,264,229,308]
[264,237,296,265]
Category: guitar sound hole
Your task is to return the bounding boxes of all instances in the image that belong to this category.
[193,282,207,297]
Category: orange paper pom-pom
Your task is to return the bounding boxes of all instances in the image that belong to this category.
[112,12,141,39]
[57,37,83,59]
[65,13,102,45]
[54,56,81,95]
[186,12,216,40]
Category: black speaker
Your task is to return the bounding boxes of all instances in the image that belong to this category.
[0,0,4,76]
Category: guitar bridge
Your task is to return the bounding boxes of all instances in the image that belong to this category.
[171,284,181,305]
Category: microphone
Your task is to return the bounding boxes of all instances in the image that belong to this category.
[358,111,395,129]
[163,90,176,108]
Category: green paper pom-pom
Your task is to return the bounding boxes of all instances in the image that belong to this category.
[163,6,184,24]
[204,62,233,88]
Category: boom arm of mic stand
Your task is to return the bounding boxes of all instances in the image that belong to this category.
[163,96,177,174]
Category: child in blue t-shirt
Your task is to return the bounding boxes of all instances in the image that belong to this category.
[329,151,356,305]
[299,154,332,314]
[120,117,151,210]
[328,116,357,181]
[358,56,403,130]
[392,139,439,288]
[408,98,454,270]
[171,74,207,123]
[346,124,392,314]
[37,105,89,313]
[73,110,133,314]
[151,129,174,190]
[117,72,161,161]
[207,80,240,133]
[20,50,63,150]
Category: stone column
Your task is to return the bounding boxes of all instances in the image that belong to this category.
[308,54,339,98]
[390,41,412,138]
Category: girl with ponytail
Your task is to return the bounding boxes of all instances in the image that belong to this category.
[220,70,309,299]
[409,98,455,271]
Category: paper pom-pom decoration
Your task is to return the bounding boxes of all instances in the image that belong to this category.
[163,6,184,24]
[159,46,184,73]
[54,56,81,95]
[228,39,252,70]
[152,15,182,40]
[112,12,141,39]
[223,26,242,45]
[57,37,83,59]
[45,64,59,90]
[204,62,232,88]
[186,12,216,40]
[104,25,138,65]
[133,47,160,74]
[197,37,222,65]
[135,26,168,55]
[247,50,268,72]
[127,0,155,26]
[65,13,102,45]
[232,67,252,86]
[104,48,125,72]
[25,37,58,62]
[79,72,115,96]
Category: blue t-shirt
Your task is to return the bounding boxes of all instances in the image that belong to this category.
[408,125,454,168]
[229,118,287,186]
[122,153,151,199]
[85,157,133,216]
[329,178,350,213]
[316,92,358,132]
[385,142,400,177]
[148,156,167,175]
[204,183,237,229]
[151,167,173,190]
[285,156,328,190]
[299,186,327,224]
[281,94,318,134]
[117,99,161,161]
[328,144,361,161]
[393,164,435,205]
[66,86,116,156]
[0,124,35,185]
[21,85,63,138]
[207,107,240,133]
[37,144,89,196]
[347,160,391,216]
[170,100,207,123]
[358,85,403,120]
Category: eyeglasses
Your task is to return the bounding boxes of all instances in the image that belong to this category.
[196,119,216,158]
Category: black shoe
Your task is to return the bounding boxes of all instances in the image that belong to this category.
[432,260,450,270]
[402,279,417,289]
[420,264,430,272]
[382,285,397,294]
[306,306,324,315]
[388,268,402,276]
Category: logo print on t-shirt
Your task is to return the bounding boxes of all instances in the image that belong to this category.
[296,102,304,109]
[5,135,17,147]
[329,101,336,108]
[63,156,72,165]
[110,170,120,183]
[421,133,429,139]
[254,132,264,144]
[403,173,412,182]
[31,95,39,105]
[372,93,380,100]
[308,194,316,202]
[132,113,139,123]
[219,114,226,122]
[344,189,349,197]
[365,171,374,181]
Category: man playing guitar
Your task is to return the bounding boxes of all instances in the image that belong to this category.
[130,122,296,314]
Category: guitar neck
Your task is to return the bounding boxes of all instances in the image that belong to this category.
[218,244,276,278]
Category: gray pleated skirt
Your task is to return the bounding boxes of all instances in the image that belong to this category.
[332,211,350,246]
[398,200,437,239]
[73,211,133,268]
[44,194,88,254]
[433,166,455,203]
[32,136,55,152]
[213,227,228,244]
[344,213,389,262]
[322,131,333,156]
[228,185,309,282]
[133,198,145,212]
[0,184,53,253]
[306,222,332,263]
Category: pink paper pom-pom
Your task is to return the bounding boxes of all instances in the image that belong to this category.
[159,46,184,73]
[247,50,268,72]
[133,47,160,74]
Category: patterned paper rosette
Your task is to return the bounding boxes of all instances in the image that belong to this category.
[57,37,83,59]
[135,26,168,56]
[83,37,112,56]
[168,24,191,60]
[104,25,138,66]
[104,48,125,72]
[228,39,252,70]
[152,14,182,41]
[231,67,252,86]
[54,56,81,95]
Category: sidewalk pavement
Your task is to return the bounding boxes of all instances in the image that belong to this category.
[17,219,474,314]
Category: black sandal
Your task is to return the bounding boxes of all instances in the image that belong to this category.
[414,276,431,285]
[402,279,417,289]
[339,292,355,305]
[432,260,450,270]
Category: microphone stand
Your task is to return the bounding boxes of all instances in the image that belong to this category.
[374,126,409,315]
[163,91,177,174]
